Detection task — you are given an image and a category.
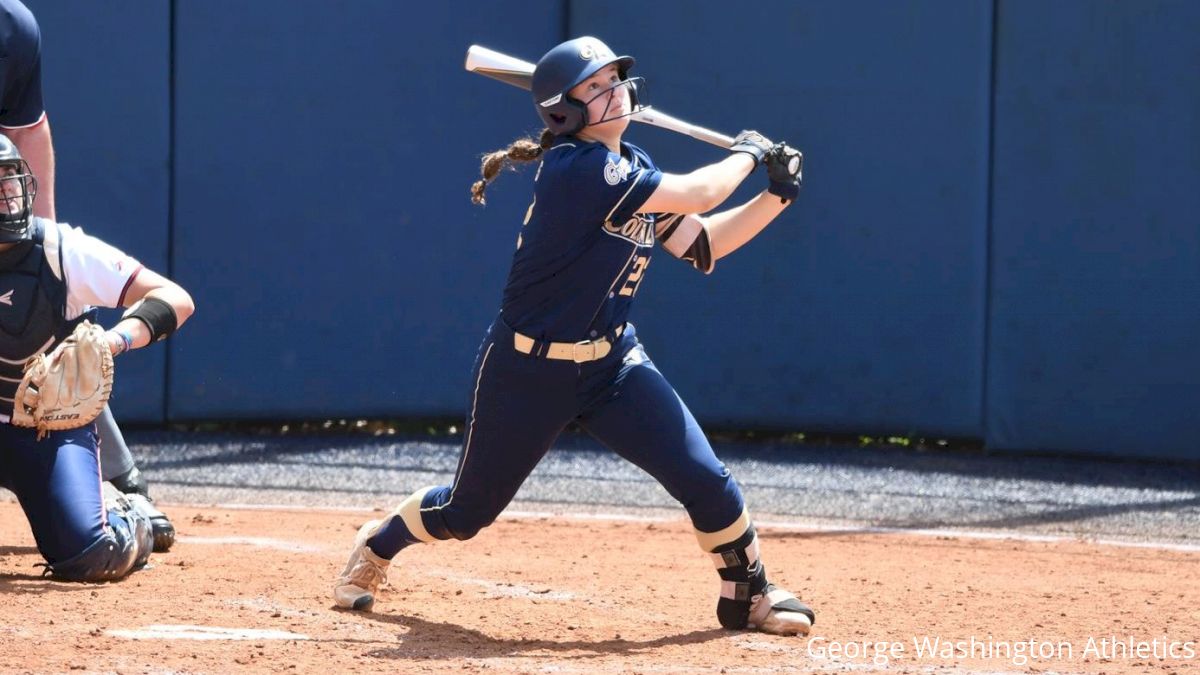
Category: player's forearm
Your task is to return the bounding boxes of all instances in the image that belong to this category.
[4,119,55,220]
[684,154,756,212]
[647,154,755,215]
[706,191,791,260]
[106,286,196,355]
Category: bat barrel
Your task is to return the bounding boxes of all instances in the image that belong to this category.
[465,45,536,91]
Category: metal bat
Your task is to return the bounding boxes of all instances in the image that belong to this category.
[464,44,736,149]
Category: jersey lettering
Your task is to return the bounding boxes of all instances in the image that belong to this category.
[500,139,664,339]
[602,213,655,247]
[618,255,650,297]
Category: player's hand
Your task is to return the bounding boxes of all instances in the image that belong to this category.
[729,130,774,168]
[766,142,803,203]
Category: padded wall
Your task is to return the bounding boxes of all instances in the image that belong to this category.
[571,0,993,436]
[34,2,170,421]
[986,0,1200,459]
[27,1,1200,460]
[170,1,561,419]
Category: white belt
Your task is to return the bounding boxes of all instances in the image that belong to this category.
[513,324,625,363]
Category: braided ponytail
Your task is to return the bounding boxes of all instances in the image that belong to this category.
[470,129,556,206]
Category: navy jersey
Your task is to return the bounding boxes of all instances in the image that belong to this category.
[500,136,664,342]
[0,0,44,128]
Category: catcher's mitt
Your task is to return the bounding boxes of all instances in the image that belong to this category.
[12,320,114,439]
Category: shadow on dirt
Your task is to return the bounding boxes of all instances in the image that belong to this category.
[0,545,37,555]
[0,574,107,593]
[351,611,730,659]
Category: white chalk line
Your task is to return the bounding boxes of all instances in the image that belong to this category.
[107,625,309,641]
[178,535,324,553]
[430,571,575,600]
[224,596,314,618]
[185,501,1200,554]
[754,520,1200,554]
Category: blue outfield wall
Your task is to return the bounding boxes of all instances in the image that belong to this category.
[26,1,1200,459]
[572,0,993,436]
[169,1,561,419]
[985,0,1200,460]
[34,2,170,422]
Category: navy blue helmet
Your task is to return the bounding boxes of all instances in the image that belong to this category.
[531,37,643,135]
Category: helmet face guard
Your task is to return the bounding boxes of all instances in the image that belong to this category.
[0,158,36,244]
[576,76,645,128]
[532,37,647,135]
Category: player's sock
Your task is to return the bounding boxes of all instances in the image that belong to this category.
[367,517,421,558]
[366,486,439,558]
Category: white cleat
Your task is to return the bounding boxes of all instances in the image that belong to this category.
[754,609,813,636]
[747,584,815,636]
[333,519,390,611]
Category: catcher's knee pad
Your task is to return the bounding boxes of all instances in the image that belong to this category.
[116,495,157,569]
[46,506,152,582]
[103,482,155,564]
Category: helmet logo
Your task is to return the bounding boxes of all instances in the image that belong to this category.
[579,41,614,61]
[539,93,563,108]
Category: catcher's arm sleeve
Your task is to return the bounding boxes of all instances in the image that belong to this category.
[107,271,195,353]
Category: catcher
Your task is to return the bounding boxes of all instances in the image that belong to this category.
[0,135,194,580]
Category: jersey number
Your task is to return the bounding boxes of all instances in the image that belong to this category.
[619,255,650,297]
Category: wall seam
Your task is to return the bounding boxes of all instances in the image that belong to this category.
[164,0,177,424]
[981,0,1000,448]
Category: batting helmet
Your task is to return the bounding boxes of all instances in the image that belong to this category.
[0,135,36,243]
[532,36,642,135]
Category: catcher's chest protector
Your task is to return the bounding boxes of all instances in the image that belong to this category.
[0,225,82,412]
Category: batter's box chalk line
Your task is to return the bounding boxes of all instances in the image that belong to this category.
[107,625,311,641]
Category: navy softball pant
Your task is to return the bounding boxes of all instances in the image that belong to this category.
[0,425,109,566]
[416,318,746,542]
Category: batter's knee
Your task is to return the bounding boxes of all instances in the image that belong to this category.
[416,487,501,542]
[445,515,493,541]
[676,468,745,533]
[431,506,498,542]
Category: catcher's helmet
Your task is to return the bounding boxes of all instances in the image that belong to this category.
[532,36,643,135]
[0,135,36,243]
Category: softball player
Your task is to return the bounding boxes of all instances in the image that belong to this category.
[0,0,176,552]
[335,36,812,635]
[0,135,195,580]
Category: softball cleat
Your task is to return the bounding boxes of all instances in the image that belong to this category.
[747,584,815,636]
[141,498,176,553]
[333,519,389,611]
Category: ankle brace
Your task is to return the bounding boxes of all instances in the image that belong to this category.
[708,525,769,629]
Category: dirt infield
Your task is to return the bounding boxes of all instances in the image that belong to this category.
[1,502,1198,674]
